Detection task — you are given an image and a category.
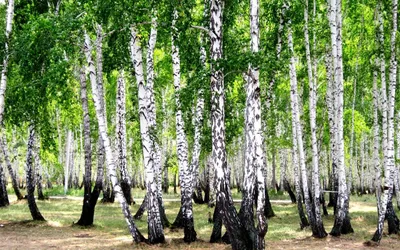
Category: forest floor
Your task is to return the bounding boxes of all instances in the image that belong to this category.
[1,189,400,249]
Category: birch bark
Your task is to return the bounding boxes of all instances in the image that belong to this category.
[192,2,207,203]
[0,0,15,205]
[116,70,133,205]
[95,25,114,203]
[396,114,400,209]
[76,66,96,226]
[373,60,381,212]
[64,130,72,195]
[239,0,267,247]
[25,126,45,220]
[33,136,45,200]
[0,161,8,207]
[0,0,14,125]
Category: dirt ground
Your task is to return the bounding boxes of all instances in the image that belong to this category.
[1,220,400,250]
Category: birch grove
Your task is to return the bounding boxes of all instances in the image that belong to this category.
[2,0,400,248]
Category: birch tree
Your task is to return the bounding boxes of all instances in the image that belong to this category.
[303,0,327,238]
[327,0,353,236]
[116,70,133,205]
[130,25,165,244]
[64,130,72,195]
[171,8,196,242]
[192,1,207,204]
[208,1,252,249]
[0,0,14,125]
[25,126,45,221]
[239,0,267,248]
[95,24,114,203]
[33,136,45,200]
[288,23,318,237]
[0,160,8,207]
[84,31,145,243]
[76,66,105,226]
[371,0,399,243]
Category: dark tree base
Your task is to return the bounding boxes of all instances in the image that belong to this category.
[341,215,354,234]
[134,195,147,220]
[171,207,184,229]
[283,179,296,203]
[296,198,309,229]
[330,214,354,236]
[38,191,46,201]
[183,217,197,243]
[158,197,171,228]
[221,231,230,244]
[371,229,381,243]
[148,235,165,244]
[76,205,95,226]
[76,184,102,226]
[312,224,328,238]
[193,189,205,204]
[386,200,400,234]
[0,176,9,207]
[0,193,9,207]
[27,196,45,221]
[203,185,210,204]
[222,202,252,250]
[264,187,275,218]
[210,202,222,243]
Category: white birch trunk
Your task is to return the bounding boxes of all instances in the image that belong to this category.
[373,61,381,213]
[328,0,353,235]
[249,0,267,245]
[288,25,316,234]
[0,0,14,125]
[191,3,207,197]
[116,70,133,204]
[64,130,72,195]
[33,135,45,199]
[304,0,326,237]
[171,9,196,242]
[377,2,389,177]
[372,0,398,242]
[25,126,44,220]
[290,96,309,229]
[210,0,227,202]
[395,114,400,208]
[145,15,164,214]
[95,25,110,199]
